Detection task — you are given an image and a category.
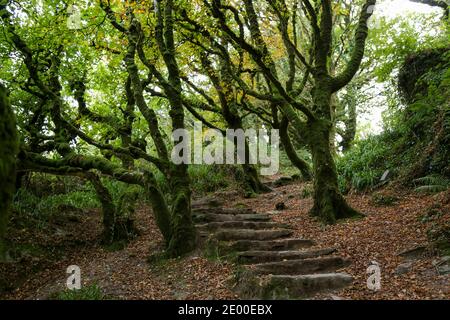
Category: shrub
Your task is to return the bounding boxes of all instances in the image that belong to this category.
[414,175,450,194]
[337,47,450,193]
[53,284,104,300]
[337,134,393,192]
[189,165,234,195]
[13,188,99,223]
[300,185,313,199]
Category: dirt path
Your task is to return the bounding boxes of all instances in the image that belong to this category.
[1,182,448,300]
[2,207,236,300]
[233,182,449,300]
[193,197,353,299]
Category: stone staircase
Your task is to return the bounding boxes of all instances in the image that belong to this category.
[193,198,353,300]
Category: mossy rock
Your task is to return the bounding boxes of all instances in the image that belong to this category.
[370,193,399,206]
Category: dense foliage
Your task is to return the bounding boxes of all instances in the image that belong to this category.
[0,0,448,261]
[338,46,450,192]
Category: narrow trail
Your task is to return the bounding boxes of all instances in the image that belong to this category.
[192,197,353,299]
[1,179,448,300]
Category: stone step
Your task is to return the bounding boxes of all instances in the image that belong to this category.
[192,198,224,209]
[237,248,337,264]
[250,256,350,275]
[193,213,271,223]
[214,229,293,242]
[259,273,353,299]
[196,221,290,232]
[229,238,316,252]
[192,196,354,299]
[193,207,256,215]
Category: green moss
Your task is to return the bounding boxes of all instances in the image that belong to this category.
[0,84,18,261]
[300,185,313,199]
[147,251,177,267]
[234,202,248,209]
[308,117,362,224]
[339,47,450,192]
[371,193,399,207]
[51,284,105,300]
[399,47,450,103]
[279,117,312,180]
[144,173,173,246]
[203,238,239,262]
[166,188,196,257]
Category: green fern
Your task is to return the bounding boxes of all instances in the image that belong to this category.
[414,175,450,194]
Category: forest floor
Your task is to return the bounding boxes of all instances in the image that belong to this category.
[0,178,449,300]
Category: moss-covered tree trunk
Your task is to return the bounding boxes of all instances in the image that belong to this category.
[227,116,270,196]
[226,115,269,196]
[241,162,268,195]
[213,52,268,196]
[0,84,18,261]
[144,174,173,245]
[120,77,136,170]
[279,116,312,180]
[86,173,117,244]
[204,0,376,224]
[309,85,362,224]
[166,164,196,257]
[340,101,357,153]
[124,10,197,257]
[156,0,197,256]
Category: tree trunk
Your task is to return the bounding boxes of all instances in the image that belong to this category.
[226,114,269,196]
[166,165,196,257]
[308,118,362,224]
[336,89,357,152]
[279,116,312,180]
[88,173,139,244]
[241,163,269,196]
[0,84,18,261]
[15,171,27,191]
[308,84,362,224]
[120,77,136,170]
[165,90,196,257]
[142,172,173,246]
[238,134,272,196]
[340,101,357,152]
[214,51,268,196]
[87,173,118,244]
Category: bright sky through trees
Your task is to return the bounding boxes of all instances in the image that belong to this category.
[358,0,443,135]
[378,0,441,17]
